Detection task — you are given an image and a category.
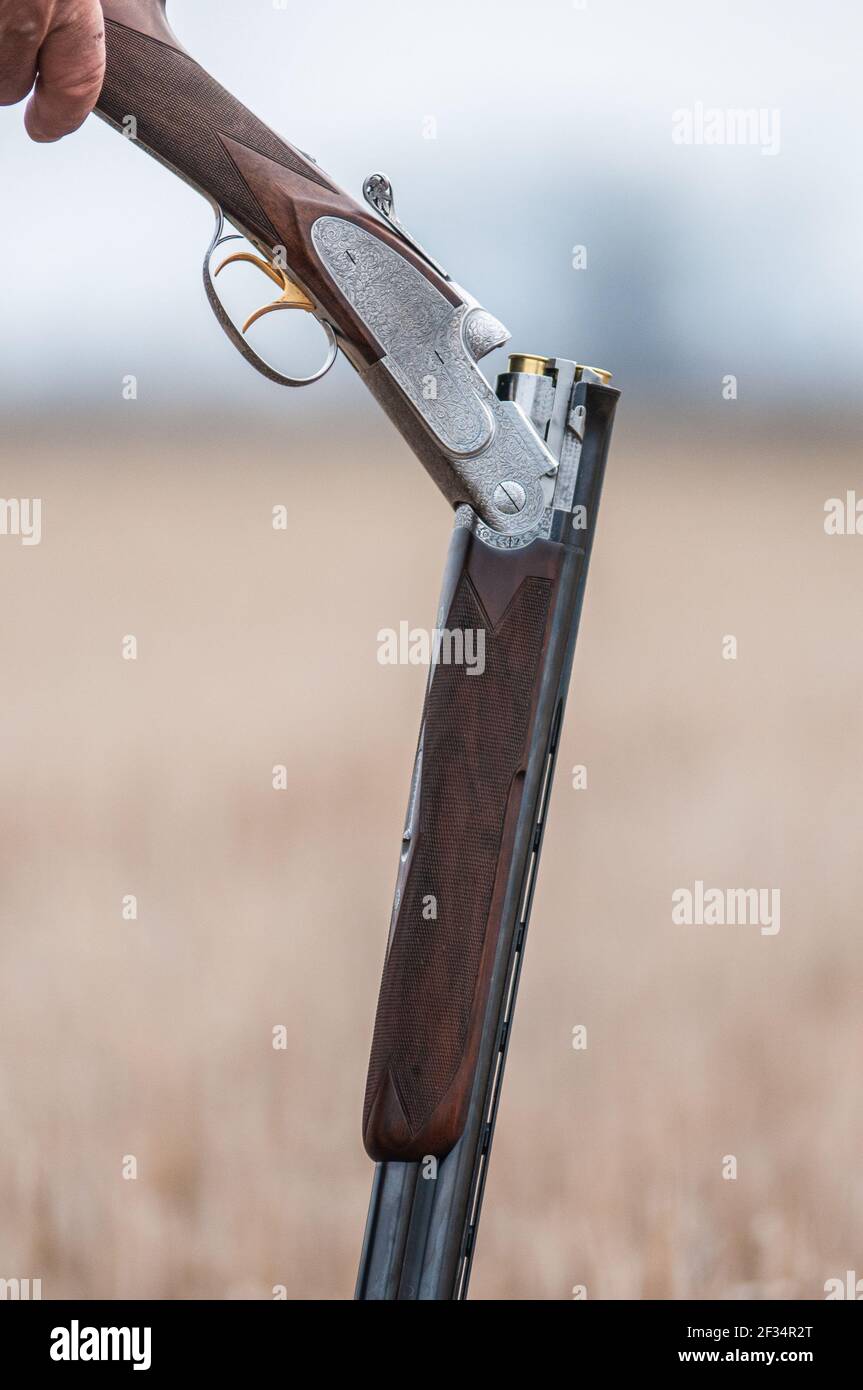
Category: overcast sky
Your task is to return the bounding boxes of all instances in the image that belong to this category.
[1,0,861,416]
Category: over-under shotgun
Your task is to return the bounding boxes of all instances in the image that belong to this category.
[90,0,620,1299]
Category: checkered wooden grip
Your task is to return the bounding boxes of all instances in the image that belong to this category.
[362,533,565,1161]
[95,2,458,367]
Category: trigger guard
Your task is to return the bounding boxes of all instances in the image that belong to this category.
[203,209,338,388]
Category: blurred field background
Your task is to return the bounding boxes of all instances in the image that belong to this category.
[0,411,861,1300]
[1,0,862,1300]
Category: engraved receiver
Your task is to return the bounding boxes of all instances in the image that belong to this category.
[96,0,561,533]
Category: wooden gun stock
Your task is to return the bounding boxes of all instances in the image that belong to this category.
[363,532,568,1161]
[96,0,457,368]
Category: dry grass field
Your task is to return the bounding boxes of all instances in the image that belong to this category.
[0,407,861,1299]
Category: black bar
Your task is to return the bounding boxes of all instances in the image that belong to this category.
[0,1298,857,1370]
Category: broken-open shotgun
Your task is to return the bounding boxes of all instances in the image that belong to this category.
[91,0,620,1300]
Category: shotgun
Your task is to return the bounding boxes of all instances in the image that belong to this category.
[90,0,620,1299]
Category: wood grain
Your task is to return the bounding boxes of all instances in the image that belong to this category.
[97,1,459,367]
[362,533,567,1161]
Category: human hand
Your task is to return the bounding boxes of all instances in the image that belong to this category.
[0,0,106,141]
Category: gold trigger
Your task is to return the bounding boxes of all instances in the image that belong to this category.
[214,251,314,334]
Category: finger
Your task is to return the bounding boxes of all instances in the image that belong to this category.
[0,1,53,106]
[24,1,105,142]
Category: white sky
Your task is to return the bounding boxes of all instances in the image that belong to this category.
[1,0,861,412]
